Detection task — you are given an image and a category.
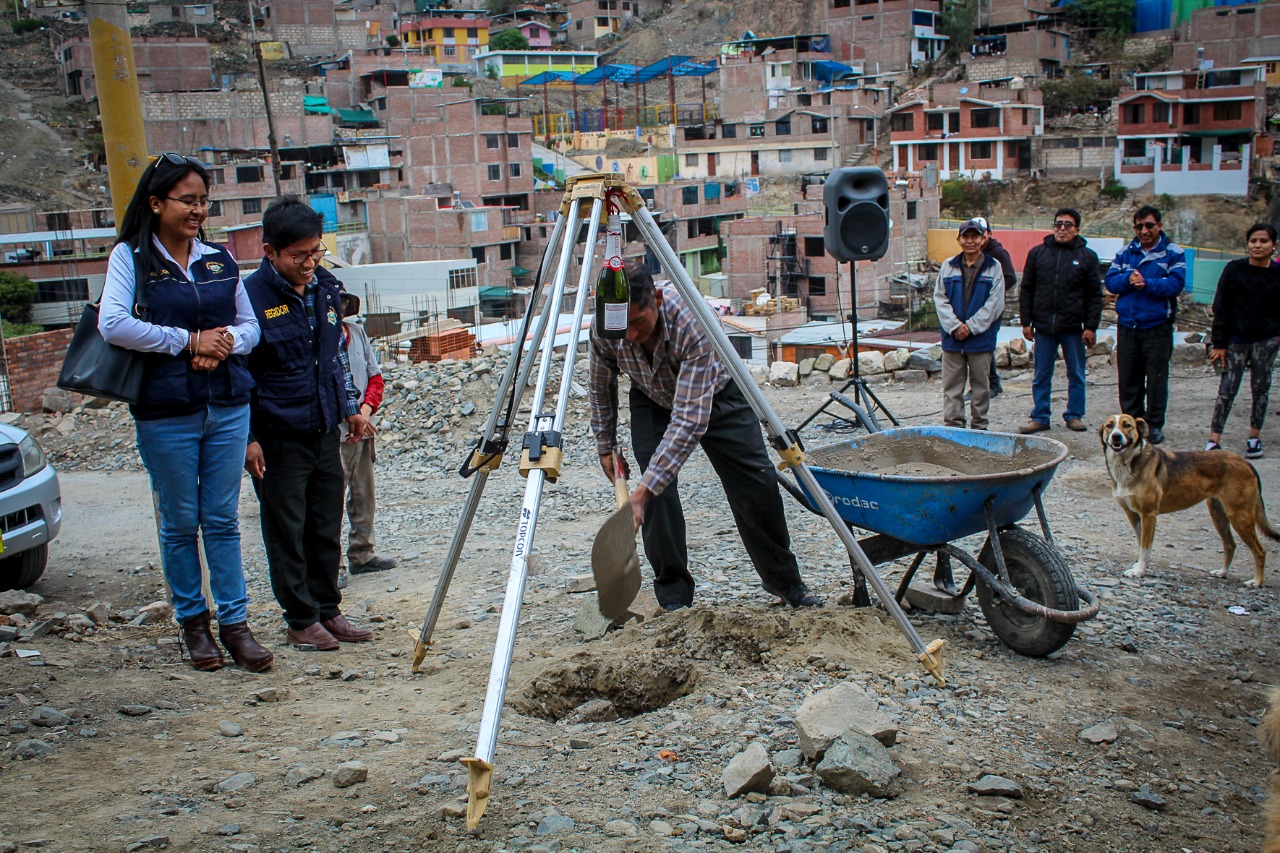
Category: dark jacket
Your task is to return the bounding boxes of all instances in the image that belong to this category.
[1104,233,1187,329]
[934,252,1005,353]
[1019,234,1103,335]
[1210,258,1280,348]
[985,236,1016,288]
[243,260,349,436]
[132,243,253,421]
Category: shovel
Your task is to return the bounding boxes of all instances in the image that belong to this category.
[590,451,641,622]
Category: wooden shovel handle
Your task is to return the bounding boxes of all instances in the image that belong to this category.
[613,451,629,508]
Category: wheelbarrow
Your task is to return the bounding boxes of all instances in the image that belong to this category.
[780,425,1100,657]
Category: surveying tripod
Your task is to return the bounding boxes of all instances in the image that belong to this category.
[408,174,945,830]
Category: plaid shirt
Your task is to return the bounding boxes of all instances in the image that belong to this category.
[589,286,729,496]
[304,279,361,418]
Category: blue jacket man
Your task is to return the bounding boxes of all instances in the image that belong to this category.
[934,219,1006,430]
[242,195,374,651]
[1104,205,1186,443]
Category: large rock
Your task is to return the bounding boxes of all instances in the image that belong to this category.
[1008,337,1027,354]
[894,369,928,383]
[814,353,837,372]
[797,357,817,378]
[748,364,770,385]
[1171,343,1207,366]
[333,760,368,788]
[42,388,76,414]
[995,344,1010,369]
[768,361,799,387]
[1009,351,1031,369]
[1089,337,1114,356]
[721,742,774,798]
[856,351,885,376]
[829,358,853,381]
[927,343,944,360]
[0,590,43,615]
[796,683,897,760]
[815,730,900,797]
[906,352,942,373]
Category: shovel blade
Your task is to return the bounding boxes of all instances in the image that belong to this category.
[591,504,641,622]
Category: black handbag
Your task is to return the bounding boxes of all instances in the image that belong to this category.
[57,249,152,404]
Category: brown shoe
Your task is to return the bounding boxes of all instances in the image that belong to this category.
[1065,418,1088,432]
[180,612,224,671]
[1019,420,1050,434]
[286,621,340,651]
[321,614,372,643]
[219,621,274,672]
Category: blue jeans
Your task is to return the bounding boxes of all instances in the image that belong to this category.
[1030,331,1087,425]
[135,404,252,625]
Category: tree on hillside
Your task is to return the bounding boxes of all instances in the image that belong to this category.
[491,28,530,51]
[937,0,979,59]
[0,271,37,325]
[1067,0,1135,37]
[487,0,520,14]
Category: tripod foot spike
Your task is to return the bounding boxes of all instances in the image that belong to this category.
[918,638,946,687]
[410,630,429,672]
[461,756,493,830]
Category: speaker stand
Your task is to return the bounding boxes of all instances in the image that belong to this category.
[796,261,900,435]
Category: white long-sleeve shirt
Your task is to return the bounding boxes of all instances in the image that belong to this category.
[98,237,259,355]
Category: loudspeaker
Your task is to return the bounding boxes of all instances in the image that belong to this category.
[823,167,891,262]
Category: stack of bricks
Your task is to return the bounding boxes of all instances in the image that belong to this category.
[7,329,74,412]
[407,329,476,364]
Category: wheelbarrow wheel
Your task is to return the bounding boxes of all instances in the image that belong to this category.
[976,527,1077,657]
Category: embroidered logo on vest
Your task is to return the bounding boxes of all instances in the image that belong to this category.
[264,304,289,319]
[205,262,225,274]
[327,306,339,326]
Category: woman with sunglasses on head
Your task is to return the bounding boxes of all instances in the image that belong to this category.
[1205,223,1280,458]
[98,152,272,672]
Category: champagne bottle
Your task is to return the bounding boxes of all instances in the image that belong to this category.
[595,212,629,339]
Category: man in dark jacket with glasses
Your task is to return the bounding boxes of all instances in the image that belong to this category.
[1019,207,1103,434]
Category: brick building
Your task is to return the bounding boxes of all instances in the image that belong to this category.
[888,82,1045,179]
[402,98,535,208]
[565,0,649,47]
[60,37,214,100]
[1113,66,1265,195]
[6,329,75,413]
[1171,2,1280,72]
[397,13,490,72]
[824,0,946,73]
[140,82,335,152]
[966,27,1070,83]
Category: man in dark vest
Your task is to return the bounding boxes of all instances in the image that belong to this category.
[243,195,374,650]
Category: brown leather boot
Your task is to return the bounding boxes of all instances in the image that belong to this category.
[180,612,224,671]
[219,621,274,672]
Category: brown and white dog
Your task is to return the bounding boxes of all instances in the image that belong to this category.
[1099,413,1279,586]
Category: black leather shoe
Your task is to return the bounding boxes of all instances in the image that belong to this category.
[660,602,687,612]
[350,556,396,574]
[763,582,824,608]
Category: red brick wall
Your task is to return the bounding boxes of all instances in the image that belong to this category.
[7,329,74,413]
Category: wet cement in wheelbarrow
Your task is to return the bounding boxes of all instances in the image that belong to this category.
[806,432,1059,478]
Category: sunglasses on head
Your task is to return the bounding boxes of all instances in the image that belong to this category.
[159,152,205,169]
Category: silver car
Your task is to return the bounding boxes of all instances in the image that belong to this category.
[0,423,61,591]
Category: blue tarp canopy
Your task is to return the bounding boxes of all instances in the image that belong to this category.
[671,59,717,77]
[519,70,576,86]
[812,60,856,82]
[574,63,639,84]
[633,55,694,83]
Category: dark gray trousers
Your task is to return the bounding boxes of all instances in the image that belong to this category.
[630,380,803,608]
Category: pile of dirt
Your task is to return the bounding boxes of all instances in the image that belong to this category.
[806,431,1061,478]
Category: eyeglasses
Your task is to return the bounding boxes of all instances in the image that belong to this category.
[1052,220,1077,229]
[1134,221,1160,231]
[160,152,205,169]
[166,196,211,210]
[283,244,328,264]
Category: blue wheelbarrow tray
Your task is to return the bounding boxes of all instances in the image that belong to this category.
[796,426,1070,546]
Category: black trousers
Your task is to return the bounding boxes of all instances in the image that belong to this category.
[1116,323,1173,430]
[630,380,803,608]
[253,430,345,629]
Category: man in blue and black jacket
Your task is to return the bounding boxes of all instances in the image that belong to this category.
[1104,205,1186,445]
[934,219,1006,430]
[243,195,374,651]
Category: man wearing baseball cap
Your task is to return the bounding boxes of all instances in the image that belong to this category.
[934,219,1006,430]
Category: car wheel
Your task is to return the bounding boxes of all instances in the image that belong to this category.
[0,544,48,592]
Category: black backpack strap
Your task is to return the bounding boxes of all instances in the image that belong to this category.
[131,243,152,318]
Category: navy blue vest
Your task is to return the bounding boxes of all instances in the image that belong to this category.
[243,260,348,436]
[131,242,253,421]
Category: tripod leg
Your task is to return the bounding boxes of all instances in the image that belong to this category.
[631,204,945,686]
[466,195,606,830]
[411,216,569,671]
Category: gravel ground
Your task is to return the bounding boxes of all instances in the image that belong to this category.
[0,351,1276,853]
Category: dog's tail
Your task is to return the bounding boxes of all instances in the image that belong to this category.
[1261,689,1280,852]
[1253,466,1280,542]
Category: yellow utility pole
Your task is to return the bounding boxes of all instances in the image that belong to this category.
[85,1,148,233]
